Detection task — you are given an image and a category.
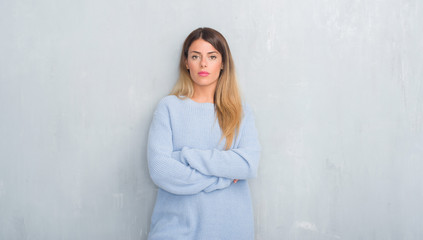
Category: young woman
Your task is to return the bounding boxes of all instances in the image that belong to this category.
[147,27,261,240]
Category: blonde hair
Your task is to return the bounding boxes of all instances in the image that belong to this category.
[170,27,243,150]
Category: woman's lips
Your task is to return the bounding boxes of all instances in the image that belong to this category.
[198,71,209,77]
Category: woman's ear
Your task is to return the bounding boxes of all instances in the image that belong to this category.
[185,60,189,70]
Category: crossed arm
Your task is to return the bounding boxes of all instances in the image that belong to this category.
[147,111,233,195]
[173,106,261,180]
[147,103,261,195]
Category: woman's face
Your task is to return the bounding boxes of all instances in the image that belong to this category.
[185,39,223,90]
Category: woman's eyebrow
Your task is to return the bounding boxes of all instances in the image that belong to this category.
[189,51,219,54]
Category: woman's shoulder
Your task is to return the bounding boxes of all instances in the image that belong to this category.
[153,95,185,114]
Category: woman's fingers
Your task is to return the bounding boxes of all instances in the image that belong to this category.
[233,179,238,183]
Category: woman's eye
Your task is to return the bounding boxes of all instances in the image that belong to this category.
[210,55,217,60]
[191,55,199,60]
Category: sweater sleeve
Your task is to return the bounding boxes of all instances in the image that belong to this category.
[179,104,261,180]
[147,103,232,195]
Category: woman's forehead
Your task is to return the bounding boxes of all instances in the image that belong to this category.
[188,39,219,54]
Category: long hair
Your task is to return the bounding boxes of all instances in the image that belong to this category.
[170,27,243,150]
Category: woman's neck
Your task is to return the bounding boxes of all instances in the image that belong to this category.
[192,84,216,103]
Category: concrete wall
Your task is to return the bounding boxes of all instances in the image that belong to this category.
[1,0,422,239]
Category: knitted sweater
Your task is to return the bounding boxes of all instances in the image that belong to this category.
[147,95,261,240]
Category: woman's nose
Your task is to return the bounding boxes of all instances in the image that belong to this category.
[200,58,207,67]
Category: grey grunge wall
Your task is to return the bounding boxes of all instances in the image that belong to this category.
[1,0,422,239]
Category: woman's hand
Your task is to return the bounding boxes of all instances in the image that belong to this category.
[233,179,238,184]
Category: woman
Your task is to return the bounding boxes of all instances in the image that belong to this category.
[147,27,261,240]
